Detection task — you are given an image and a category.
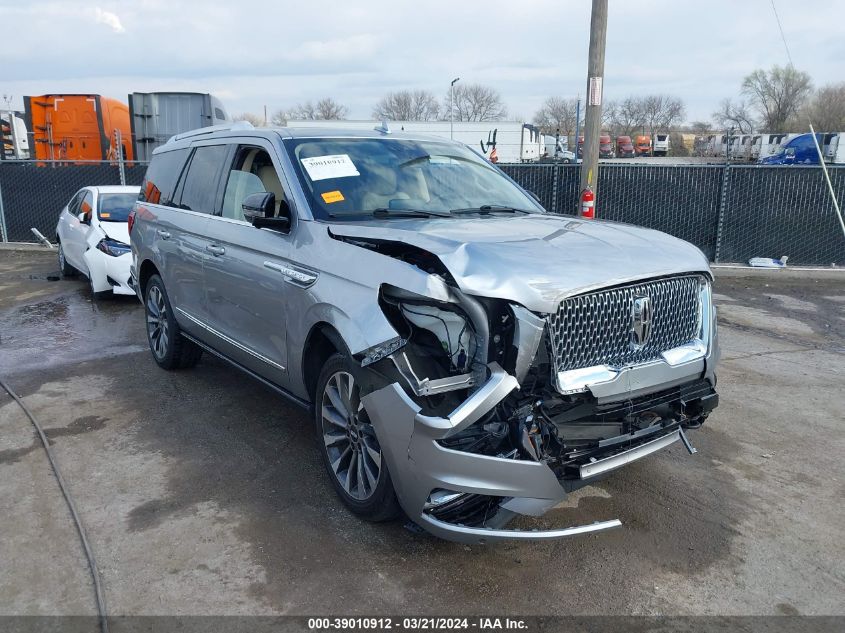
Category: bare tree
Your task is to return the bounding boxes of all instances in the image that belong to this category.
[711,98,754,133]
[802,82,845,131]
[669,132,691,157]
[689,121,712,136]
[270,109,288,126]
[532,96,581,136]
[233,112,264,127]
[287,97,349,121]
[373,90,439,121]
[444,84,507,122]
[608,96,646,137]
[315,97,348,120]
[741,65,812,132]
[640,94,685,137]
[601,99,618,133]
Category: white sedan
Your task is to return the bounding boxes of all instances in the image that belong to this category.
[56,185,140,297]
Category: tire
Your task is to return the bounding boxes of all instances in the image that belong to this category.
[88,272,108,300]
[315,353,401,522]
[57,242,77,277]
[144,274,202,370]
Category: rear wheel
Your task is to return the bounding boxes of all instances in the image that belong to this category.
[57,242,77,277]
[144,274,202,370]
[315,353,401,521]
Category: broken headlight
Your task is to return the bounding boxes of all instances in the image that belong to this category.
[96,238,131,257]
[360,336,408,367]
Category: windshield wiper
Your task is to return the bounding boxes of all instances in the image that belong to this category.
[450,205,534,215]
[372,208,452,218]
[398,154,431,168]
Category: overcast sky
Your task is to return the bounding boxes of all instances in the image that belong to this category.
[1,0,843,124]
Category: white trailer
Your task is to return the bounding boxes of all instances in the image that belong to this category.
[734,134,753,161]
[750,133,788,161]
[653,133,670,156]
[823,132,845,164]
[707,134,731,158]
[1,111,30,159]
[286,120,545,163]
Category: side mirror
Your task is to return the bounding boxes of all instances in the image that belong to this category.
[78,212,89,224]
[242,192,291,232]
[785,148,795,157]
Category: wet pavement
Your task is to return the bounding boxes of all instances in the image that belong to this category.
[1,248,844,616]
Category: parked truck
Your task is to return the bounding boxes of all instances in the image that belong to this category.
[599,134,615,158]
[24,94,133,161]
[1,111,30,159]
[616,135,634,158]
[653,133,670,156]
[128,92,229,161]
[759,132,845,165]
[287,120,545,163]
[635,135,652,156]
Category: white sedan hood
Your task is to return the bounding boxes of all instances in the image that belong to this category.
[99,221,130,244]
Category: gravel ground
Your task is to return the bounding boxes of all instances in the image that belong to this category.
[1,249,843,618]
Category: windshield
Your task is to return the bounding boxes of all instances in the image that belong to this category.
[98,193,136,222]
[284,137,543,221]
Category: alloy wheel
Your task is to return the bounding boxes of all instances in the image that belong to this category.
[146,285,170,359]
[320,371,382,501]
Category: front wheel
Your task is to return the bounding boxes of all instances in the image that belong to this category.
[315,353,401,522]
[144,274,202,370]
[58,242,77,277]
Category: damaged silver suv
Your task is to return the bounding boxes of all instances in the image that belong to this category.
[130,122,719,543]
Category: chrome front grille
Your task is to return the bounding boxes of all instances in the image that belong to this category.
[547,275,704,373]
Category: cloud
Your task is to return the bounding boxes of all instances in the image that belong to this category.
[93,7,125,33]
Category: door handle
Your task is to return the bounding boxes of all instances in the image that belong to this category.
[206,245,226,256]
[157,230,171,239]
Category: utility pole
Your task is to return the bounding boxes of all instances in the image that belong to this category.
[450,77,460,140]
[574,97,581,158]
[578,0,608,212]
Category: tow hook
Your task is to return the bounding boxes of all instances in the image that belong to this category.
[678,427,698,455]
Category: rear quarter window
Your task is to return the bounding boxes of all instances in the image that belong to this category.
[176,145,229,213]
[139,148,189,205]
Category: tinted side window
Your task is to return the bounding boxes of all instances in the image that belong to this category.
[80,191,94,221]
[67,190,85,215]
[139,148,189,205]
[178,145,229,213]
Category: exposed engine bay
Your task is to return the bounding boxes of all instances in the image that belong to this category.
[338,233,719,539]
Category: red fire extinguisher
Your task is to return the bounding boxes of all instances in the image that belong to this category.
[580,187,595,219]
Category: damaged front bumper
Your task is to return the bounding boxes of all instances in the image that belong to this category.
[362,362,703,544]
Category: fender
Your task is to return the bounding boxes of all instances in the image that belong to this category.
[83,246,111,293]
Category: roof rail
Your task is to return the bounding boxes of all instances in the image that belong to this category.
[167,120,254,144]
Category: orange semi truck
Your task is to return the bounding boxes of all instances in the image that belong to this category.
[635,135,652,156]
[24,94,133,161]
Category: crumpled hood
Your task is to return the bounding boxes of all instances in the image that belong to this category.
[99,221,130,244]
[329,214,711,313]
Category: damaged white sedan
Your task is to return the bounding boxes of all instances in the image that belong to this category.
[56,185,140,296]
[130,123,719,543]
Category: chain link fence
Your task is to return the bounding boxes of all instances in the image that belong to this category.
[0,159,843,266]
[500,163,845,266]
[0,161,148,242]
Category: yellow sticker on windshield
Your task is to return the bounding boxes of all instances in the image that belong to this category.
[321,190,345,204]
[100,212,111,218]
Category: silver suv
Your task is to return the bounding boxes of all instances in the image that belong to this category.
[130,122,719,543]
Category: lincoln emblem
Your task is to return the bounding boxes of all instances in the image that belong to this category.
[630,295,653,349]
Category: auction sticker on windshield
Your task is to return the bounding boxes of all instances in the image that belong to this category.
[301,154,360,181]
